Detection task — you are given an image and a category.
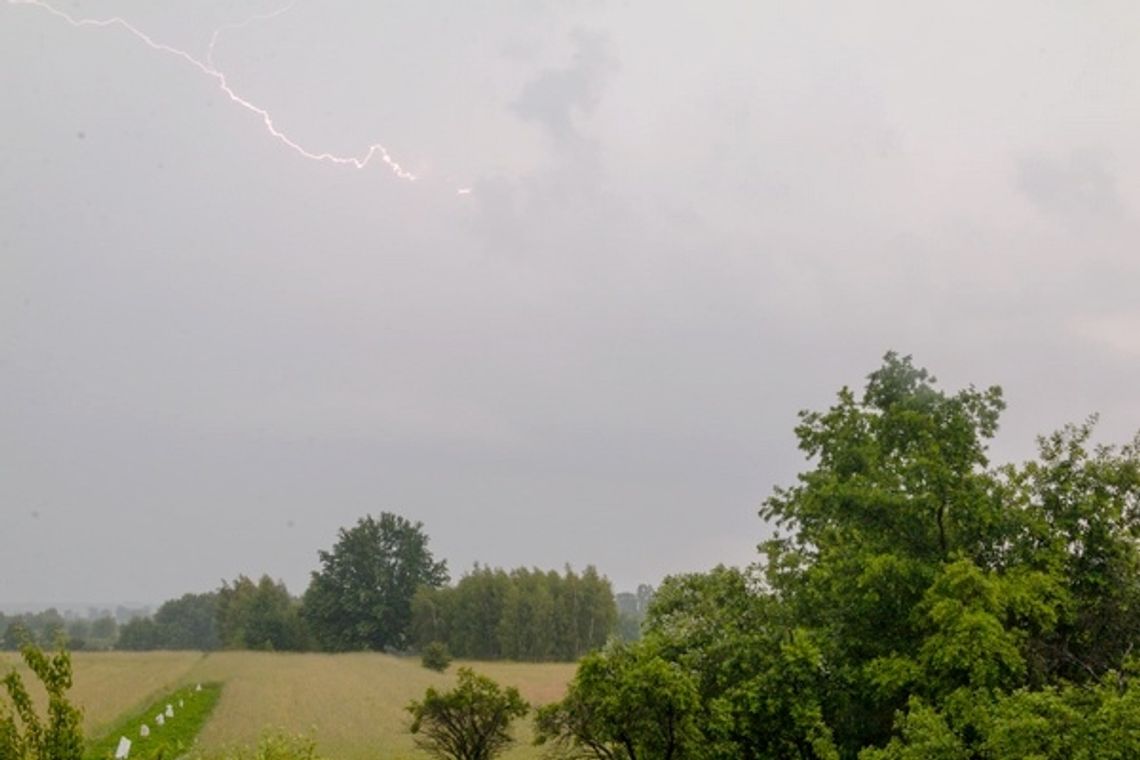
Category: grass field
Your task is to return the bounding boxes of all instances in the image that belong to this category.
[1,651,576,760]
[85,682,221,760]
[0,650,207,737]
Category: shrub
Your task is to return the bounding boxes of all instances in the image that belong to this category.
[420,642,452,672]
[407,668,528,760]
[0,641,84,760]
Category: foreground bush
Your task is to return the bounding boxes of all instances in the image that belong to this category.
[0,641,83,760]
[407,668,528,760]
[535,640,708,759]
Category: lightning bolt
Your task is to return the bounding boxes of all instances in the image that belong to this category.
[9,0,441,185]
[206,4,297,70]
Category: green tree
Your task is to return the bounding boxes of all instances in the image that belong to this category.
[758,353,1140,755]
[543,353,1140,758]
[1,623,29,653]
[757,353,1012,752]
[217,576,307,651]
[0,642,83,760]
[115,617,161,651]
[421,642,452,672]
[407,668,528,760]
[409,565,618,662]
[411,586,454,652]
[155,591,221,650]
[63,621,89,651]
[642,566,837,759]
[302,513,448,651]
[534,639,709,759]
[1014,419,1140,683]
[87,616,118,649]
[575,566,618,657]
[447,567,511,660]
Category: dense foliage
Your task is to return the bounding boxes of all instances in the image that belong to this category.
[43,512,622,655]
[535,639,706,759]
[407,668,528,760]
[113,578,307,652]
[217,576,308,651]
[117,592,221,651]
[421,642,452,672]
[410,565,616,661]
[0,642,83,760]
[538,353,1140,759]
[0,612,118,653]
[303,513,449,652]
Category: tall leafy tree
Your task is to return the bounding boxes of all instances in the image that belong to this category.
[1014,419,1140,682]
[759,352,1012,752]
[409,565,617,661]
[302,513,448,651]
[541,353,1140,758]
[446,566,511,660]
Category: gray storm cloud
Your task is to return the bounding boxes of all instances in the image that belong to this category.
[2,0,1139,606]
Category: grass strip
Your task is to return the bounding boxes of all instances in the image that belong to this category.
[85,682,223,760]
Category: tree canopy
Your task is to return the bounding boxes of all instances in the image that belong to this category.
[536,353,1140,759]
[302,513,449,652]
[217,575,308,651]
[411,565,616,661]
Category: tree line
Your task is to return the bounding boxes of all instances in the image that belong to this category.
[0,610,120,652]
[530,353,1140,758]
[410,565,616,661]
[116,575,309,652]
[34,512,623,659]
[11,352,1140,760]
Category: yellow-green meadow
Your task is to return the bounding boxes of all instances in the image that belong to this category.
[1,650,575,760]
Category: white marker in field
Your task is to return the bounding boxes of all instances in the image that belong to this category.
[155,713,165,727]
[165,704,174,718]
[179,699,184,708]
[114,736,131,759]
[139,724,150,737]
[195,684,202,692]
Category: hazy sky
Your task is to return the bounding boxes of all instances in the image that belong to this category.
[3,0,1139,606]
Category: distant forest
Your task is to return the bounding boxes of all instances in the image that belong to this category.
[411,565,619,660]
[1,514,650,660]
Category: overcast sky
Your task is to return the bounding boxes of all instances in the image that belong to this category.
[3,0,1139,606]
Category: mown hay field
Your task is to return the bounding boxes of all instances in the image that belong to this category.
[0,651,576,760]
